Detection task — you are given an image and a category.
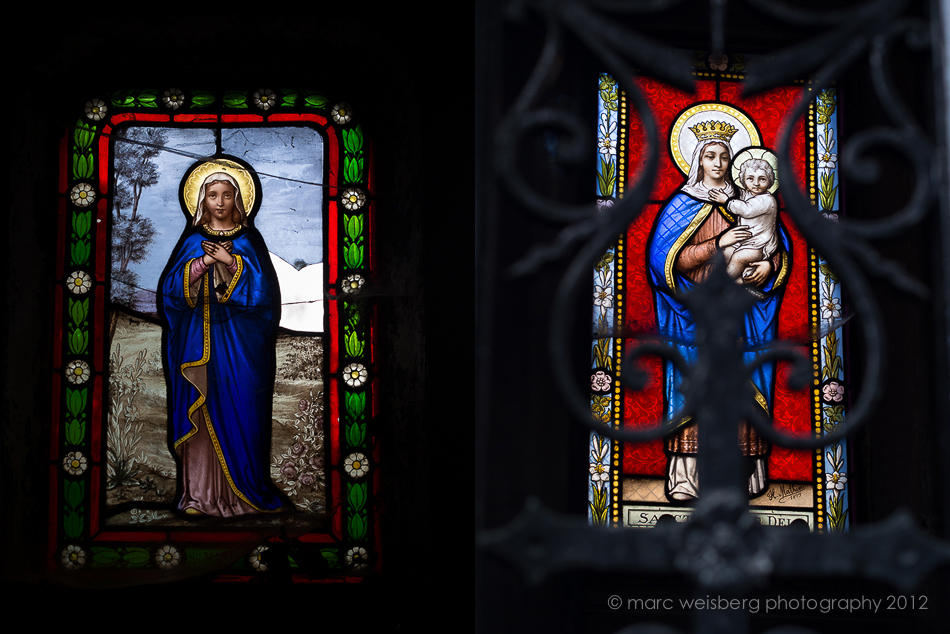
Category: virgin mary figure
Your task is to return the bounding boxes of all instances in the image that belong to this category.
[159,159,287,516]
[646,105,791,501]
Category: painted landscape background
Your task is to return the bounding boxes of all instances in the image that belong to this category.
[106,313,325,525]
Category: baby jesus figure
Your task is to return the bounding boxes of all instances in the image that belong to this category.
[709,157,778,282]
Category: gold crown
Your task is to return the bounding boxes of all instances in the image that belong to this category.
[688,120,738,142]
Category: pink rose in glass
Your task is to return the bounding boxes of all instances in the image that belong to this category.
[299,400,310,412]
[591,371,611,392]
[281,462,297,479]
[709,53,728,71]
[822,381,844,402]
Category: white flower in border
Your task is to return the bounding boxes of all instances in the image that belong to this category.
[598,135,617,157]
[589,461,610,483]
[67,271,92,295]
[70,182,96,207]
[590,438,609,464]
[820,296,842,322]
[826,444,845,474]
[818,130,838,171]
[331,102,353,125]
[249,544,269,571]
[253,88,277,111]
[63,451,88,476]
[345,545,368,570]
[341,188,366,211]
[344,452,369,478]
[589,436,610,482]
[593,285,613,309]
[61,544,87,570]
[155,544,180,569]
[341,274,365,294]
[65,359,91,385]
[84,99,107,121]
[343,363,368,387]
[598,113,617,157]
[825,471,848,492]
[162,88,184,110]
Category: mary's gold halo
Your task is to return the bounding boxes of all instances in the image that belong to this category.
[182,159,257,218]
[670,103,760,175]
[731,147,780,194]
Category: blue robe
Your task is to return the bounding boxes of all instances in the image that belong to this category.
[647,192,791,432]
[160,228,285,512]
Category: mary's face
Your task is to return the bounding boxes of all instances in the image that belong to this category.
[700,143,730,186]
[205,181,236,224]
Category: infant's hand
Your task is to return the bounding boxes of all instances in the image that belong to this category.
[740,261,771,287]
[709,188,729,204]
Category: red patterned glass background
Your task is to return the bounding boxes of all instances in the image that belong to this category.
[621,76,812,481]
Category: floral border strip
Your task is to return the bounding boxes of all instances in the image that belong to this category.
[589,75,620,527]
[812,89,850,532]
[337,106,375,573]
[54,89,377,576]
[58,112,102,562]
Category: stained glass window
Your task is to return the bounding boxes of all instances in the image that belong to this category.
[590,58,849,532]
[52,89,379,578]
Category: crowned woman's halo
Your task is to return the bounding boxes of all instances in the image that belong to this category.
[181,159,258,219]
[670,102,761,176]
[731,146,780,194]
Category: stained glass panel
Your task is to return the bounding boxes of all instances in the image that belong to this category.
[52,89,379,579]
[590,59,849,532]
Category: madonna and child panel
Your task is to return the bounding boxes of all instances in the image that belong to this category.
[589,64,849,533]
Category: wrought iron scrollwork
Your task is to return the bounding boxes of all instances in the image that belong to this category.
[482,0,950,631]
[495,0,941,452]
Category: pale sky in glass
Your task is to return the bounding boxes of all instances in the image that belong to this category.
[121,125,325,331]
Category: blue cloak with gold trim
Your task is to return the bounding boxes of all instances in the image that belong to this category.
[160,229,285,511]
[647,192,791,424]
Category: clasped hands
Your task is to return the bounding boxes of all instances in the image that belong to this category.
[201,241,235,268]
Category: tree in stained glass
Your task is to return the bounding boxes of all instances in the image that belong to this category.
[590,57,848,533]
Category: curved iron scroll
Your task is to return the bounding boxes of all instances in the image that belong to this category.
[481,1,950,632]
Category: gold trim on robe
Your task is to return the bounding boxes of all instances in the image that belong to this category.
[173,266,273,512]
